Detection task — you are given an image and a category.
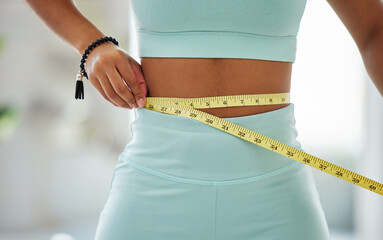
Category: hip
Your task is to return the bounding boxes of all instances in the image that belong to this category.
[119,103,305,183]
[95,102,330,240]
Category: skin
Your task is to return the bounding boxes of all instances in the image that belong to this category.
[24,0,383,118]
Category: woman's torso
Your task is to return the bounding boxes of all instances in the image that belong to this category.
[140,58,292,118]
[130,0,307,117]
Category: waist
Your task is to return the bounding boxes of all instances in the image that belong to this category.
[119,103,303,182]
[140,57,292,117]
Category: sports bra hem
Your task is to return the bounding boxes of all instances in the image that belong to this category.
[136,29,297,63]
[139,29,297,39]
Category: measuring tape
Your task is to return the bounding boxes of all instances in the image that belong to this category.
[142,93,383,196]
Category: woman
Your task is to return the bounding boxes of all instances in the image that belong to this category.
[24,0,383,239]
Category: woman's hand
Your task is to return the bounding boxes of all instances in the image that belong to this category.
[84,42,148,109]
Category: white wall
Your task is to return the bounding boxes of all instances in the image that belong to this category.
[0,0,134,237]
[355,71,383,240]
[292,0,371,235]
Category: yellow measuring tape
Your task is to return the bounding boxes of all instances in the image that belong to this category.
[143,93,383,196]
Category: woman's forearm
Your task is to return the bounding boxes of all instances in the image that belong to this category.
[361,26,383,98]
[23,0,106,55]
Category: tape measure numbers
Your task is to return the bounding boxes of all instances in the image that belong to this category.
[143,93,383,196]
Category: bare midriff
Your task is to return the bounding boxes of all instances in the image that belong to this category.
[140,57,292,118]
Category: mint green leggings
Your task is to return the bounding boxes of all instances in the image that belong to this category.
[94,103,330,240]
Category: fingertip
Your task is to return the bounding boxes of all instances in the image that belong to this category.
[137,98,146,108]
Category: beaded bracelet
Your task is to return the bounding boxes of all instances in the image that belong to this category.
[75,36,119,100]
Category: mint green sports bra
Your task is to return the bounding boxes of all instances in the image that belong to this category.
[129,0,307,63]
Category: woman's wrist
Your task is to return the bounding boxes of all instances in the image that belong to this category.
[74,31,106,56]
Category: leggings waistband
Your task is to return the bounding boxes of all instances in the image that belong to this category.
[119,103,304,182]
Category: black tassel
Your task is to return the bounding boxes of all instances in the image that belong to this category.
[75,72,84,99]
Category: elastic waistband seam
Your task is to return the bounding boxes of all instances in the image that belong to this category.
[138,29,297,39]
[119,153,300,186]
[134,104,296,133]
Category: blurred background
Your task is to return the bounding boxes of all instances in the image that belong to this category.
[0,0,382,240]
